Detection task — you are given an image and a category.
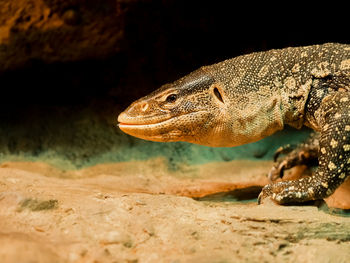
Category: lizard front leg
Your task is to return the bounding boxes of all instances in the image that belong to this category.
[259,92,350,204]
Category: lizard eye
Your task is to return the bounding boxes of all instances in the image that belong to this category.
[166,94,177,103]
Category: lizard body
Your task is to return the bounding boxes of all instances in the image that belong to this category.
[118,43,350,204]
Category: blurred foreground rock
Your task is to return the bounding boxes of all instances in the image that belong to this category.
[0,160,349,263]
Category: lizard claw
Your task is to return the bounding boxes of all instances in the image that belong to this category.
[257,193,262,204]
[258,183,279,204]
[258,184,276,204]
[268,161,287,182]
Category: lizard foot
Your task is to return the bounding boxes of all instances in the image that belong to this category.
[258,181,309,205]
[268,134,319,182]
[273,144,296,162]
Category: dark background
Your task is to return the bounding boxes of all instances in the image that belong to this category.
[1,1,348,110]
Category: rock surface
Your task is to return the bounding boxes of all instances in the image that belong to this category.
[0,159,349,263]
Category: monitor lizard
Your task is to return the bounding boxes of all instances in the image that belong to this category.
[118,43,350,205]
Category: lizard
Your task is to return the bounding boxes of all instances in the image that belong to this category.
[118,43,350,205]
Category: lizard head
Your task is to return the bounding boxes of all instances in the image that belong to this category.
[118,68,232,146]
[119,53,286,147]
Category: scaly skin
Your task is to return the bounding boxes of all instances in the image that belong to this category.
[118,43,350,205]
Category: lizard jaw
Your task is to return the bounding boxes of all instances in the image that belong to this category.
[118,122,181,142]
[118,111,208,142]
[117,110,173,126]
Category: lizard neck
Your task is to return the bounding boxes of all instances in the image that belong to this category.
[225,94,285,146]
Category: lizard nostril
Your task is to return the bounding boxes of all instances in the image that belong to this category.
[140,102,149,112]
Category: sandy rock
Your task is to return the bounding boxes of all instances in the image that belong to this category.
[0,160,349,262]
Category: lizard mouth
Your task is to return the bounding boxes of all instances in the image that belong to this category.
[117,111,173,126]
[117,111,208,142]
[118,117,183,142]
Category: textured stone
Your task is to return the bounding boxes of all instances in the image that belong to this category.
[0,160,349,262]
